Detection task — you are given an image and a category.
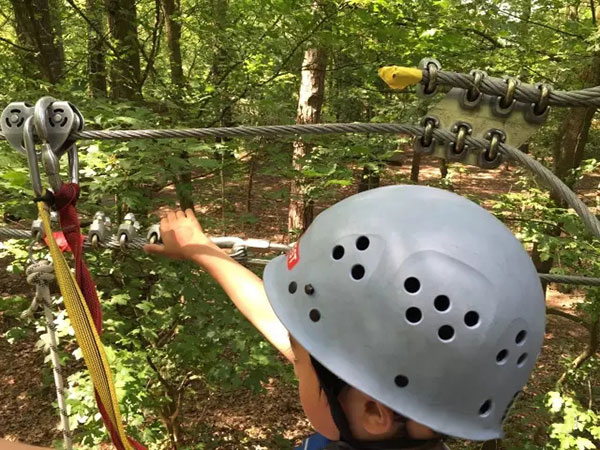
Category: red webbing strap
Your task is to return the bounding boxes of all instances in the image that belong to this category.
[54,183,146,450]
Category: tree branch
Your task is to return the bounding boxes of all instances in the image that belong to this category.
[140,0,164,87]
[64,0,119,56]
[546,307,585,324]
[0,36,35,52]
[465,28,506,48]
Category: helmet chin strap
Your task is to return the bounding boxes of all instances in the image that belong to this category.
[310,356,443,450]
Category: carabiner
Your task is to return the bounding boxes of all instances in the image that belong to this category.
[23,117,43,199]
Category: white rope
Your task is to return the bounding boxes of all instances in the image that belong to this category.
[25,261,73,450]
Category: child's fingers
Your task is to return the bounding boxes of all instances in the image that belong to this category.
[184,208,201,227]
[143,244,164,255]
[176,210,186,220]
[167,211,177,224]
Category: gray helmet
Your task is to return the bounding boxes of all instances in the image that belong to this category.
[264,185,545,441]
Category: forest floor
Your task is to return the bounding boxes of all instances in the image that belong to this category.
[0,154,598,449]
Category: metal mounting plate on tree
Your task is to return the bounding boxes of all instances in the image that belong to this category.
[426,87,545,168]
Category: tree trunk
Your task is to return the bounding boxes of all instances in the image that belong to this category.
[86,0,107,97]
[210,0,234,128]
[532,56,600,293]
[288,47,327,234]
[160,0,184,87]
[10,0,64,84]
[175,151,194,211]
[410,152,422,183]
[358,165,381,192]
[552,107,596,194]
[439,159,448,179]
[106,0,141,99]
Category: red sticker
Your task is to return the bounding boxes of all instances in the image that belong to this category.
[287,242,300,270]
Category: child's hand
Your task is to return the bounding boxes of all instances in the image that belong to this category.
[143,209,218,262]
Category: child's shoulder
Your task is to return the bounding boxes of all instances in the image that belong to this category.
[294,434,451,450]
[294,433,330,450]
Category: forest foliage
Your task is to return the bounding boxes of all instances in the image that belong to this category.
[0,0,599,448]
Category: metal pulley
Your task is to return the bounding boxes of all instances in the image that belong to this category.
[118,213,140,249]
[3,97,84,200]
[146,224,161,244]
[88,212,112,247]
[0,102,33,154]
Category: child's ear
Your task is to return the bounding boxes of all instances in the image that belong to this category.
[362,399,396,435]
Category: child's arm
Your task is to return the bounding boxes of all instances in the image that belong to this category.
[144,210,294,362]
[0,440,48,449]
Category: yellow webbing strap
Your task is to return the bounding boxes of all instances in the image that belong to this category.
[38,202,132,450]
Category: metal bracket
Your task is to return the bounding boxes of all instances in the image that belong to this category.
[424,87,544,169]
[1,102,34,155]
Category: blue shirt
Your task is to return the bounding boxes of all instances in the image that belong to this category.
[295,433,330,450]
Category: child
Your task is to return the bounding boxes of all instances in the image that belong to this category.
[143,185,546,450]
[1,185,544,449]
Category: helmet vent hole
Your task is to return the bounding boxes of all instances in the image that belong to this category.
[404,277,421,294]
[479,399,492,417]
[394,375,409,388]
[517,353,528,367]
[438,325,455,341]
[288,282,297,294]
[434,295,450,312]
[351,264,365,280]
[309,309,321,322]
[356,236,370,251]
[464,311,480,327]
[332,245,345,260]
[496,349,509,364]
[304,284,315,295]
[405,307,422,324]
[515,330,527,345]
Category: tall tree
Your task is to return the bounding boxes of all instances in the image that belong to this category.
[210,0,234,127]
[86,0,107,97]
[288,46,327,234]
[161,0,184,87]
[9,0,64,84]
[106,0,141,99]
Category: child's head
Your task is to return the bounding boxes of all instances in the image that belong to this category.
[264,185,545,446]
[289,332,438,443]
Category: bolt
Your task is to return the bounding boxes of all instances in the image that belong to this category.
[52,113,63,123]
[9,114,19,124]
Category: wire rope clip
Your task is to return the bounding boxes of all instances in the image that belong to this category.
[146,224,161,244]
[0,102,33,155]
[491,77,519,118]
[478,129,506,169]
[118,213,139,249]
[416,58,442,98]
[446,122,472,162]
[460,70,487,110]
[524,83,552,124]
[88,212,111,247]
[414,116,440,155]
